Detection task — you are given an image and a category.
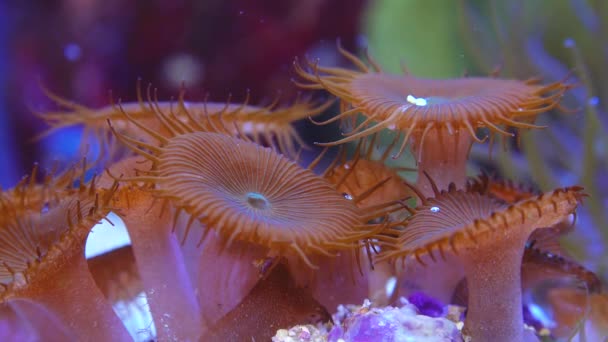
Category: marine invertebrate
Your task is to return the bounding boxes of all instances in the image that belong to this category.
[103,159,202,341]
[0,160,91,218]
[315,135,414,307]
[457,0,608,280]
[521,238,602,294]
[378,180,585,341]
[466,173,599,291]
[467,172,539,204]
[202,263,330,341]
[1,26,597,339]
[0,301,72,341]
[105,100,402,332]
[546,288,608,340]
[36,83,331,158]
[0,165,130,340]
[0,158,97,285]
[322,134,413,210]
[294,45,570,196]
[451,237,602,336]
[112,130,380,268]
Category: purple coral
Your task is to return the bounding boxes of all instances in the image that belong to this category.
[408,292,445,318]
[327,299,461,342]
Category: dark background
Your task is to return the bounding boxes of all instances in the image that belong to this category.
[0,0,366,187]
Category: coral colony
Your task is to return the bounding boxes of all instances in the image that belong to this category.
[0,44,605,342]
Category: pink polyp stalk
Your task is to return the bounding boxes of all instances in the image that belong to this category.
[8,300,76,340]
[13,252,131,341]
[460,233,529,342]
[410,128,473,198]
[287,250,370,311]
[194,232,267,328]
[121,200,203,341]
[0,303,40,341]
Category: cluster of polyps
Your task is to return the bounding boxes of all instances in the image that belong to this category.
[0,45,601,341]
[295,44,598,341]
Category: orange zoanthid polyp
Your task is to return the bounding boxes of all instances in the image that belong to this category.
[107,97,394,266]
[107,102,401,328]
[0,171,131,341]
[294,45,570,197]
[100,169,204,341]
[378,183,585,342]
[37,83,331,158]
[119,131,382,267]
[321,134,413,211]
[293,135,413,308]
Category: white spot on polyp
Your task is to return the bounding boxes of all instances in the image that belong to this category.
[430,206,440,213]
[406,94,428,106]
